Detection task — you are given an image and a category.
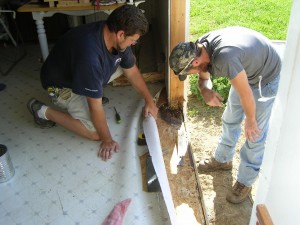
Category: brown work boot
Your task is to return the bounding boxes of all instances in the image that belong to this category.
[197,157,232,172]
[226,181,252,204]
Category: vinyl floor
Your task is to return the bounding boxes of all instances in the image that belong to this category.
[0,43,170,225]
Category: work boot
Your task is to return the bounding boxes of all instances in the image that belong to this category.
[226,181,252,204]
[27,98,56,128]
[197,157,232,172]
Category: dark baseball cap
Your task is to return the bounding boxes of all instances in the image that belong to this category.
[169,42,198,81]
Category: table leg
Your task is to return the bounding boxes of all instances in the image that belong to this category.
[32,12,54,61]
[30,10,112,61]
[35,19,49,61]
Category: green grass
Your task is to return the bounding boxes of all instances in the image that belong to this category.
[188,0,293,106]
[190,0,292,40]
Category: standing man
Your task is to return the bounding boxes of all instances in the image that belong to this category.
[27,5,158,161]
[169,26,281,203]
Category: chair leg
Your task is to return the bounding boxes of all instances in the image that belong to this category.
[0,10,26,76]
[0,17,17,47]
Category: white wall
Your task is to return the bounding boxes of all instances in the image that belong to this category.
[250,0,300,224]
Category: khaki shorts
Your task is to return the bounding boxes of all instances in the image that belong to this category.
[48,88,96,131]
[46,66,124,131]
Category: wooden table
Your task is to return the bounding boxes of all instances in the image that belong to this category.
[17,1,124,61]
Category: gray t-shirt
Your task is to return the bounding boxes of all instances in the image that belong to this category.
[197,26,281,87]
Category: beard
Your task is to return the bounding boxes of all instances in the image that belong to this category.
[117,47,126,53]
[115,43,127,53]
[191,63,210,73]
[112,46,126,55]
[200,62,210,72]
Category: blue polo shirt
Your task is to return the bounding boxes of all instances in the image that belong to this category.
[41,21,135,98]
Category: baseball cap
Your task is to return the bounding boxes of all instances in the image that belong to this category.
[169,42,198,81]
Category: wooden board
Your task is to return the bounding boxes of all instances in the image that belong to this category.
[17,1,124,12]
[112,72,165,87]
[169,0,187,108]
[256,204,274,225]
[57,2,92,7]
[42,0,92,8]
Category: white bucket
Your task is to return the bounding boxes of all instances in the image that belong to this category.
[0,144,15,183]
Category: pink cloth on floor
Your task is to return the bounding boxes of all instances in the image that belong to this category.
[102,198,132,225]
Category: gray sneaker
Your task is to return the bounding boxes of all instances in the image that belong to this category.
[226,181,252,204]
[27,98,55,128]
[197,157,232,172]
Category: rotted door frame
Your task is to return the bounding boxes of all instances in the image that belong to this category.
[168,0,189,112]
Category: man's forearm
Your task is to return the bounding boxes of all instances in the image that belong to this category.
[134,77,153,102]
[197,73,224,107]
[197,71,212,91]
[239,93,256,122]
[90,106,112,142]
[230,71,256,122]
[198,78,208,92]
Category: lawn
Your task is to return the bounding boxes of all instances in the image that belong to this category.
[188,0,293,103]
[190,0,292,40]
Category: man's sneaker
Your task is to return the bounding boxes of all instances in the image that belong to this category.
[226,181,252,204]
[27,98,56,128]
[197,157,232,172]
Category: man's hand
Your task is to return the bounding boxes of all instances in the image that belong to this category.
[98,140,120,161]
[197,74,224,107]
[201,88,224,107]
[244,118,261,142]
[144,101,158,119]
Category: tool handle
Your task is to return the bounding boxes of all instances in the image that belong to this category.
[114,107,121,124]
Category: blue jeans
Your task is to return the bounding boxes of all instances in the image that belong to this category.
[214,75,280,186]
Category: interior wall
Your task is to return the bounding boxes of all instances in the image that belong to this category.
[152,0,168,76]
[250,0,300,224]
[135,0,163,73]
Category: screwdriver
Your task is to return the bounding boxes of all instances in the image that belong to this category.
[114,107,121,124]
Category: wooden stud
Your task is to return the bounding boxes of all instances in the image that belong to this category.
[256,204,274,225]
[169,0,187,108]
